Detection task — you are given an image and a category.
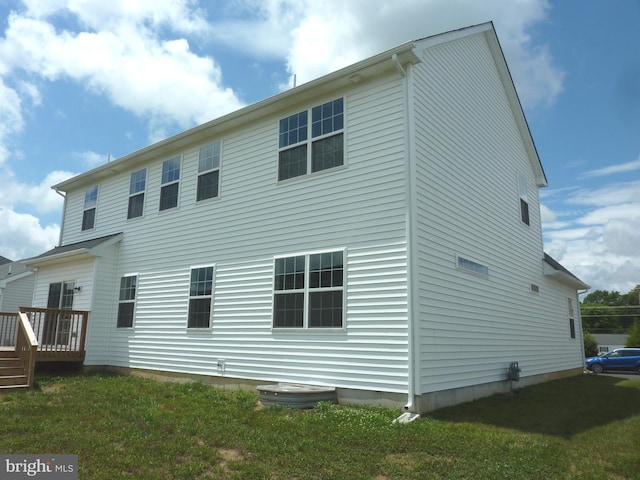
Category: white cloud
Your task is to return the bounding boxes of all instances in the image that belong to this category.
[73,151,111,168]
[581,156,640,178]
[544,179,640,293]
[0,77,25,164]
[0,207,59,261]
[0,2,244,138]
[0,168,73,214]
[208,0,563,110]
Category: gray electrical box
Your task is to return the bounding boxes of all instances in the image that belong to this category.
[508,362,521,381]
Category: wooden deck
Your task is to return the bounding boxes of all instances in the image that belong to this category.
[1,308,89,363]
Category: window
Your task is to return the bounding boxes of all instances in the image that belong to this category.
[568,298,576,339]
[82,185,98,230]
[456,256,489,276]
[197,142,221,201]
[519,174,530,226]
[127,168,146,219]
[117,275,137,328]
[278,98,344,181]
[188,266,214,328]
[160,156,181,211]
[273,250,344,329]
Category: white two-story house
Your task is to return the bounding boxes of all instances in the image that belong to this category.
[25,23,588,413]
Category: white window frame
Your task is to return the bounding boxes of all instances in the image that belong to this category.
[159,156,181,211]
[117,274,137,329]
[127,168,147,220]
[187,265,215,330]
[455,254,489,278]
[568,298,576,339]
[518,173,530,226]
[272,248,346,331]
[196,141,222,202]
[277,97,345,182]
[82,185,99,231]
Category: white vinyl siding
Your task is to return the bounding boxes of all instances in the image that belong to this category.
[412,32,582,394]
[74,75,411,393]
[0,275,35,312]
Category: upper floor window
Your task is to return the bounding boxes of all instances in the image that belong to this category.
[518,174,530,226]
[117,275,137,328]
[188,266,214,329]
[128,168,146,219]
[160,156,181,211]
[278,98,344,181]
[197,142,221,201]
[82,185,98,230]
[568,298,576,339]
[273,250,344,329]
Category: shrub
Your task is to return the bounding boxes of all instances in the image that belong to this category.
[583,331,599,357]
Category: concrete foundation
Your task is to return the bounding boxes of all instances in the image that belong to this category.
[83,365,583,413]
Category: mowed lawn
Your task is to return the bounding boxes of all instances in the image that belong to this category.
[1,371,639,479]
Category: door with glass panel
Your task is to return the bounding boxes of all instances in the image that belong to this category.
[43,281,75,346]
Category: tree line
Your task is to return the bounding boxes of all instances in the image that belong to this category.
[581,288,640,356]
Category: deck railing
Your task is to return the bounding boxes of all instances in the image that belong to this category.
[16,312,38,387]
[0,312,19,347]
[19,307,89,361]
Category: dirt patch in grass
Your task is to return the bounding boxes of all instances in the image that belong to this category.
[40,383,67,394]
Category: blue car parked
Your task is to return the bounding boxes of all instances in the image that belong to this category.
[585,348,640,374]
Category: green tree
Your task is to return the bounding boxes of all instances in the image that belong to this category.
[583,331,599,357]
[583,290,623,305]
[626,321,640,347]
[581,288,640,334]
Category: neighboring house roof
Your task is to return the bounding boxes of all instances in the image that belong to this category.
[592,334,627,347]
[0,256,12,265]
[51,22,547,193]
[543,253,590,290]
[23,233,123,267]
[0,260,35,289]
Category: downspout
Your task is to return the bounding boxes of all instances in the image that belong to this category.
[53,188,67,246]
[576,288,590,365]
[393,53,419,415]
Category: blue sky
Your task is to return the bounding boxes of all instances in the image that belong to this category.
[0,0,638,293]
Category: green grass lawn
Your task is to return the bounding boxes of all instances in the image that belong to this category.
[1,372,639,479]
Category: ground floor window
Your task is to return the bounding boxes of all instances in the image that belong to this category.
[273,250,344,329]
[188,266,214,328]
[117,275,137,328]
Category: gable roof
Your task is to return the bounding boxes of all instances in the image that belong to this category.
[0,256,12,265]
[23,233,123,267]
[543,253,590,290]
[52,22,546,192]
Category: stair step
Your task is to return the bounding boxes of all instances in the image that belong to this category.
[0,384,30,391]
[0,356,21,363]
[0,375,28,386]
[0,349,17,358]
[0,366,25,375]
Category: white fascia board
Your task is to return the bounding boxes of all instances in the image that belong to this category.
[23,248,92,268]
[542,260,590,290]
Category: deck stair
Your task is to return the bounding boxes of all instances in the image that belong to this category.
[0,350,30,391]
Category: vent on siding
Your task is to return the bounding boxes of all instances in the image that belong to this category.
[530,283,540,293]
